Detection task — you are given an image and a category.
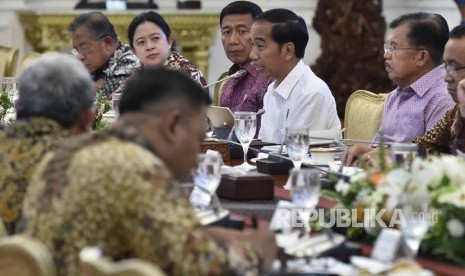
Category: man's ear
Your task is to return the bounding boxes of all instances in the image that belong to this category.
[160,109,182,143]
[416,50,429,67]
[283,42,295,61]
[101,36,116,52]
[70,107,95,134]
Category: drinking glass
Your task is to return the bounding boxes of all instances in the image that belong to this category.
[189,153,222,209]
[1,77,19,103]
[289,168,321,235]
[233,111,257,171]
[111,92,122,117]
[397,193,430,258]
[391,143,418,170]
[285,127,310,169]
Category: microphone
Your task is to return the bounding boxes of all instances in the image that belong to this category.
[203,69,247,88]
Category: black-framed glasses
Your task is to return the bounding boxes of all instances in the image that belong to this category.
[383,43,424,55]
[445,64,465,76]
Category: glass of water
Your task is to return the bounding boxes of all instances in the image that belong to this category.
[233,111,257,171]
[397,193,430,258]
[189,153,222,209]
[111,92,122,117]
[289,168,321,235]
[391,143,418,169]
[1,77,19,103]
[285,127,310,169]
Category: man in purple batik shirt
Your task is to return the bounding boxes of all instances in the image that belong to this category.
[346,12,455,165]
[219,1,273,131]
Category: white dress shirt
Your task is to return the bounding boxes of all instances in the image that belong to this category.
[258,60,341,143]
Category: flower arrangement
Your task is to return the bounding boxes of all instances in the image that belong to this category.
[0,91,16,124]
[322,153,465,265]
[93,93,111,130]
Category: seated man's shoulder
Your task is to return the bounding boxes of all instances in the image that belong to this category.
[111,44,140,72]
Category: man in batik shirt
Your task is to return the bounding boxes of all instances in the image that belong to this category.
[414,25,465,154]
[219,1,273,132]
[69,11,140,97]
[20,67,276,276]
[0,54,95,234]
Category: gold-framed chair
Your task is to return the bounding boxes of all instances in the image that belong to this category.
[18,52,42,75]
[344,90,388,141]
[79,247,165,276]
[213,71,229,106]
[0,46,19,77]
[0,235,57,276]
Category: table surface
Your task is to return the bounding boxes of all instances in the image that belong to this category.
[223,158,465,276]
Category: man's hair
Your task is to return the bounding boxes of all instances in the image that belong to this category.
[389,12,449,66]
[254,9,309,59]
[119,67,212,116]
[69,12,118,42]
[128,11,172,49]
[450,24,465,39]
[17,53,94,128]
[220,1,263,26]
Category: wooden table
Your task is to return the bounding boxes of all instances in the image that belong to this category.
[224,158,465,276]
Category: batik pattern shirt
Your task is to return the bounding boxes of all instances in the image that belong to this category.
[113,51,206,96]
[0,118,70,234]
[94,43,140,97]
[20,120,259,276]
[220,61,272,113]
[165,51,207,87]
[414,104,465,155]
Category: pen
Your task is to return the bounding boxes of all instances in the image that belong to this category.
[286,109,289,121]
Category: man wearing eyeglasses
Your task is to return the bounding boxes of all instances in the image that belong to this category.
[346,12,455,165]
[69,12,140,97]
[414,25,465,154]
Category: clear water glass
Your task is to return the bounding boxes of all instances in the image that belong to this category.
[285,127,310,169]
[234,111,257,171]
[289,168,321,235]
[1,77,19,102]
[111,92,122,117]
[391,143,418,169]
[189,153,222,209]
[398,193,430,258]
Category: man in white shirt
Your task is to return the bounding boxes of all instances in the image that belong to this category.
[251,8,340,143]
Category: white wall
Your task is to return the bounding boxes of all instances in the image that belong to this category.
[0,0,462,83]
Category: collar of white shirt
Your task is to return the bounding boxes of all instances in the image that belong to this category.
[273,59,307,100]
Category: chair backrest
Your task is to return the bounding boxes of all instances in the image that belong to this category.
[213,71,229,106]
[0,235,57,276]
[79,247,165,276]
[344,90,388,141]
[18,52,42,75]
[0,46,19,77]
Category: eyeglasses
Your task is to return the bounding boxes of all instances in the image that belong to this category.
[445,64,465,76]
[71,39,101,56]
[383,43,423,55]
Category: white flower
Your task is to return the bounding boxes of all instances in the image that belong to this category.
[4,109,16,123]
[411,158,443,189]
[438,186,465,208]
[446,218,465,238]
[380,168,411,190]
[335,180,350,196]
[350,171,367,183]
[439,156,465,186]
[354,188,371,205]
